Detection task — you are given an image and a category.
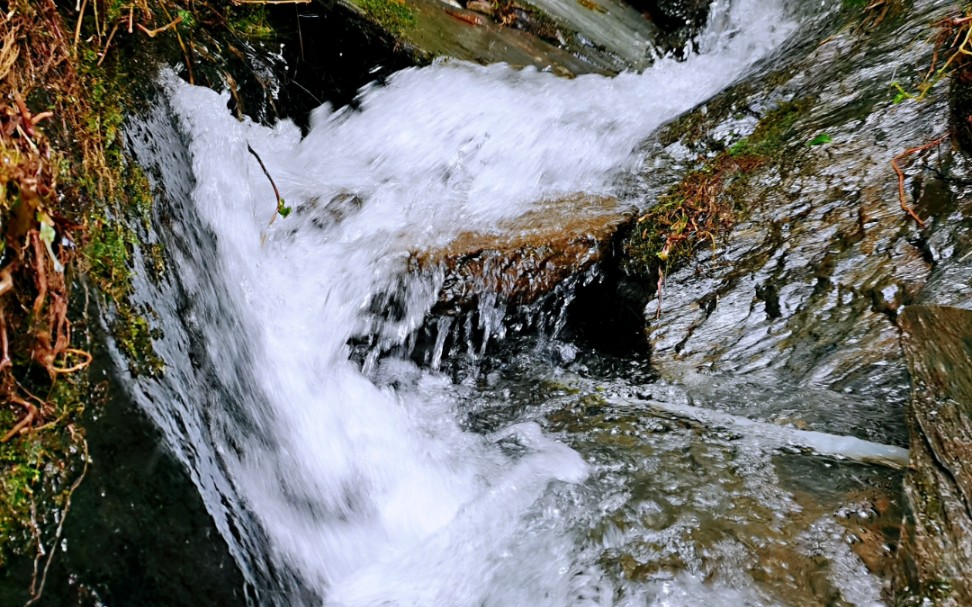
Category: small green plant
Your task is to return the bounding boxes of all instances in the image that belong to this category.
[891,8,972,102]
[355,0,416,36]
[228,5,273,39]
[807,133,833,146]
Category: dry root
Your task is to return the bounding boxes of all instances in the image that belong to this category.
[0,2,90,442]
[891,135,949,227]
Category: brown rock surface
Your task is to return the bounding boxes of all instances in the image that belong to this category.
[895,305,972,606]
[411,195,634,311]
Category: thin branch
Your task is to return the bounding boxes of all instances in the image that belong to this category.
[136,15,182,38]
[2,407,35,442]
[246,142,285,227]
[97,21,121,66]
[50,348,93,375]
[73,0,88,48]
[24,435,89,607]
[891,134,949,227]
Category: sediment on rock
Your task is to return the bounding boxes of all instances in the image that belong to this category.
[894,305,972,606]
[411,195,635,311]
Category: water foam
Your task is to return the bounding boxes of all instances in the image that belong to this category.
[135,0,809,603]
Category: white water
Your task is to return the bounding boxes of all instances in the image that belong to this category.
[122,1,872,604]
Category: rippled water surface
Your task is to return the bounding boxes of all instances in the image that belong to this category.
[119,0,903,604]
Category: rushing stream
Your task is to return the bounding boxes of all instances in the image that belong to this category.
[120,0,905,604]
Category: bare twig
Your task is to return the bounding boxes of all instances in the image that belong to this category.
[136,15,182,38]
[73,0,87,48]
[27,496,43,598]
[174,30,194,84]
[246,142,285,227]
[0,266,12,298]
[24,435,89,607]
[97,21,120,66]
[2,393,40,442]
[891,134,949,227]
[0,310,10,374]
[51,348,92,375]
[1,407,35,442]
[91,0,101,39]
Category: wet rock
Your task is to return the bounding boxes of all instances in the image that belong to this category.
[641,0,710,30]
[894,305,972,606]
[623,0,712,54]
[412,195,635,311]
[541,383,900,606]
[338,0,670,75]
[614,0,967,440]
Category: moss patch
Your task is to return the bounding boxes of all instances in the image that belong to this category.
[623,99,812,278]
[0,0,285,593]
[355,0,416,36]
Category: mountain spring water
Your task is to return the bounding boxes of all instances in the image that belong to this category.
[120,1,890,604]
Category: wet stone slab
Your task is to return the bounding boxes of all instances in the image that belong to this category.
[339,0,714,75]
[410,195,635,311]
[615,0,969,441]
[895,305,972,606]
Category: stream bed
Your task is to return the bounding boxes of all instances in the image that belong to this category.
[55,0,921,604]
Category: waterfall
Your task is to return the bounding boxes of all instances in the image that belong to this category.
[118,1,849,604]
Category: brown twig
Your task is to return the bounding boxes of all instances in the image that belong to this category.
[1,408,35,442]
[24,434,89,607]
[97,21,121,66]
[91,0,102,39]
[174,30,194,84]
[73,0,88,48]
[246,142,284,227]
[891,134,949,227]
[2,394,39,442]
[0,309,10,374]
[0,266,12,298]
[50,348,93,375]
[136,15,183,38]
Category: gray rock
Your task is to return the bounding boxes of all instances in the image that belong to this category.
[336,0,708,74]
[618,0,967,445]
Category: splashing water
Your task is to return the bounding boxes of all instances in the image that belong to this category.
[119,0,875,605]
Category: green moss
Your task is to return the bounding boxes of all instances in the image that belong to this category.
[70,16,166,379]
[0,378,87,570]
[0,0,255,585]
[227,5,274,39]
[727,98,811,159]
[354,0,416,36]
[624,98,812,278]
[113,305,165,378]
[87,220,135,296]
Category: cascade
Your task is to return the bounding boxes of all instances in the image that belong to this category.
[118,1,891,604]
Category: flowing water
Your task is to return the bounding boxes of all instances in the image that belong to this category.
[120,0,903,604]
